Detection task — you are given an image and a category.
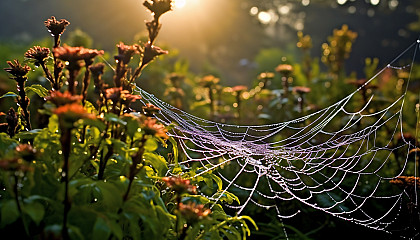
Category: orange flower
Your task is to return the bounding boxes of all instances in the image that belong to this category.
[142,117,168,140]
[4,60,31,80]
[231,85,248,93]
[105,87,142,103]
[25,46,51,66]
[54,44,104,63]
[390,176,420,189]
[115,42,141,65]
[275,64,293,76]
[292,86,311,94]
[178,202,211,221]
[143,0,172,19]
[54,103,95,129]
[162,176,197,194]
[142,43,168,66]
[45,91,82,106]
[142,103,161,116]
[15,144,37,162]
[44,16,70,37]
[200,75,220,88]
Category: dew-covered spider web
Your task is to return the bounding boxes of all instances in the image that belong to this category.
[133,40,420,239]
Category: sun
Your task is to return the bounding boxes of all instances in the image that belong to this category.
[173,0,186,9]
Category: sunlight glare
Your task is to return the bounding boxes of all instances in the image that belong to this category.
[173,0,186,9]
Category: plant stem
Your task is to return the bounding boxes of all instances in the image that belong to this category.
[17,78,31,130]
[98,144,113,180]
[60,128,71,240]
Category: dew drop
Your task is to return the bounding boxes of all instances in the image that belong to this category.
[58,150,63,155]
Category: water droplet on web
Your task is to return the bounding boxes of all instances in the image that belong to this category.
[58,150,63,155]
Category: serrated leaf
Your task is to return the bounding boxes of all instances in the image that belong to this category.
[25,84,49,98]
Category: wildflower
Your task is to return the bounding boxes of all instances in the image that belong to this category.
[15,144,37,162]
[141,117,169,140]
[200,75,220,88]
[258,72,275,89]
[89,62,105,77]
[297,31,312,50]
[275,64,294,77]
[4,60,31,80]
[390,176,420,189]
[6,108,18,137]
[54,103,95,129]
[54,45,103,67]
[142,43,168,66]
[44,16,70,37]
[168,73,184,87]
[143,0,173,19]
[142,103,161,116]
[258,72,275,80]
[293,86,311,95]
[25,46,51,66]
[0,158,33,173]
[178,202,211,222]
[105,87,128,102]
[161,176,197,195]
[115,42,141,65]
[105,87,142,104]
[231,85,248,94]
[45,91,82,107]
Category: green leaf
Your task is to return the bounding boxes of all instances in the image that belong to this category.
[23,202,45,225]
[144,138,158,152]
[144,153,168,177]
[103,113,126,125]
[14,129,42,140]
[0,92,18,98]
[0,200,20,227]
[92,217,111,240]
[212,190,240,205]
[76,118,106,132]
[0,133,19,157]
[25,84,49,98]
[169,137,179,165]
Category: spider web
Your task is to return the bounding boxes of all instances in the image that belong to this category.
[134,40,420,238]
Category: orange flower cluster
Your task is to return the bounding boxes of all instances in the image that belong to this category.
[45,91,83,107]
[54,44,104,64]
[390,176,420,189]
[105,87,142,103]
[161,176,197,195]
[141,117,169,140]
[53,103,95,129]
[178,202,211,221]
